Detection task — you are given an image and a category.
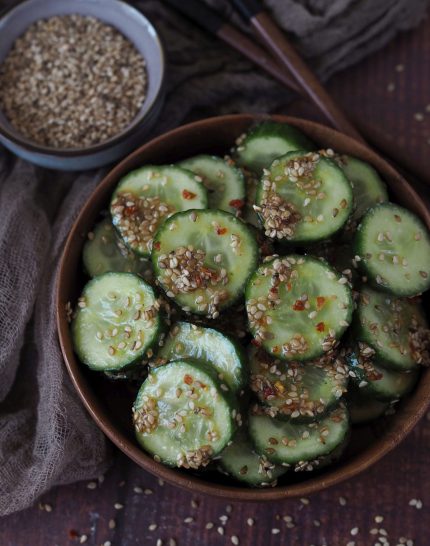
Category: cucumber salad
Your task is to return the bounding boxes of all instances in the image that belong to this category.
[71,121,430,488]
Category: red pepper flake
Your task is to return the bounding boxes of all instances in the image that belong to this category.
[124,205,137,216]
[153,241,161,251]
[182,189,196,200]
[263,386,276,399]
[251,339,262,347]
[216,227,227,235]
[293,300,305,311]
[68,530,79,540]
[184,374,193,385]
[286,282,292,292]
[229,199,245,209]
[316,321,325,332]
[272,345,280,354]
[316,296,326,309]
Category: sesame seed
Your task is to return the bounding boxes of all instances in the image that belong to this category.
[108,519,116,529]
[149,523,158,531]
[414,112,424,122]
[86,481,97,490]
[217,527,225,535]
[247,518,254,527]
[114,503,123,510]
[231,536,240,545]
[271,528,280,534]
[206,522,214,529]
[350,527,359,536]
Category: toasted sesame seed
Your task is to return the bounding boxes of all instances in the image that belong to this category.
[206,522,214,529]
[108,519,116,530]
[231,536,240,545]
[184,517,194,523]
[247,518,254,527]
[217,527,225,535]
[148,523,158,531]
[271,528,280,535]
[350,527,359,536]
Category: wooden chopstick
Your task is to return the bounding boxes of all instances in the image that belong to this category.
[231,0,364,142]
[163,0,430,187]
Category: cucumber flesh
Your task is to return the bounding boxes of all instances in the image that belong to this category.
[83,218,151,279]
[355,287,429,370]
[249,403,349,467]
[249,346,348,421]
[179,155,245,215]
[156,321,246,392]
[134,360,235,468]
[355,203,430,296]
[345,343,419,401]
[111,165,208,257]
[246,255,353,362]
[335,155,388,224]
[255,150,353,244]
[72,273,162,371]
[235,121,315,173]
[219,428,287,487]
[152,209,259,316]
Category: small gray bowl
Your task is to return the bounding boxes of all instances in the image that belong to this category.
[0,0,165,170]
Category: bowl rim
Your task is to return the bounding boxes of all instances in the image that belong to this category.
[56,113,430,501]
[0,0,165,156]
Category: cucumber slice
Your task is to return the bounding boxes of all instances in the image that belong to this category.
[346,389,390,425]
[235,121,315,173]
[179,155,245,215]
[249,403,349,466]
[156,321,246,392]
[249,346,348,421]
[72,273,162,371]
[355,287,429,370]
[345,343,419,401]
[111,165,208,257]
[152,209,259,316]
[133,360,235,468]
[219,428,287,487]
[354,203,430,296]
[255,150,353,243]
[83,218,151,279]
[335,155,388,224]
[246,255,353,362]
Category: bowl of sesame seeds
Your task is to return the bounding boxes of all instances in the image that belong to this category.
[57,114,430,500]
[0,0,165,170]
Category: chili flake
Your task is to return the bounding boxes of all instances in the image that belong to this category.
[182,189,197,200]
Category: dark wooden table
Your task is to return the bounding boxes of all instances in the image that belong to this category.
[1,16,430,546]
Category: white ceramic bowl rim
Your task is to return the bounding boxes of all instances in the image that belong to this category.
[0,0,165,156]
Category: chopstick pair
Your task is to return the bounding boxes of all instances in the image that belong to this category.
[164,0,430,189]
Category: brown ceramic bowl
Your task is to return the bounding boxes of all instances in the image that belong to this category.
[57,114,430,500]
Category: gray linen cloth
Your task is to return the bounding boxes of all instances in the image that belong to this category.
[0,0,427,515]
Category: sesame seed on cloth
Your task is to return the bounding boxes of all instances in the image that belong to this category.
[0,14,147,149]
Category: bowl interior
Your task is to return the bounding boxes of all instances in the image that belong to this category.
[57,114,430,500]
[0,0,164,152]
